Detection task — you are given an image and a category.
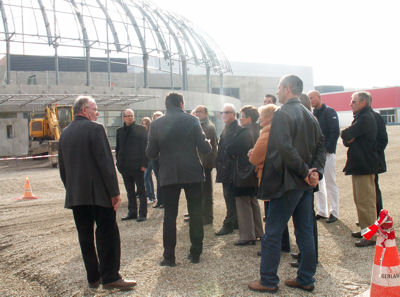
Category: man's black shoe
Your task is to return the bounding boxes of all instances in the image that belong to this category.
[152,204,160,208]
[290,261,299,268]
[351,231,362,238]
[159,204,164,208]
[160,258,176,267]
[121,215,137,221]
[187,253,200,264]
[315,214,328,220]
[257,251,262,256]
[290,252,299,260]
[326,214,338,223]
[88,280,100,289]
[355,238,376,247]
[136,217,146,222]
[215,226,233,236]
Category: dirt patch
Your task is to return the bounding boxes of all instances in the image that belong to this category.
[1,126,400,297]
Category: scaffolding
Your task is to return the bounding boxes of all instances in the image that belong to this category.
[0,0,231,91]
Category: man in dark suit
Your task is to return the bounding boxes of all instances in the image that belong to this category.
[194,105,218,225]
[215,103,241,236]
[58,96,136,290]
[146,93,211,266]
[116,109,148,222]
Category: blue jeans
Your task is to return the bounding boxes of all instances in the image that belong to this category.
[260,190,315,288]
[144,163,155,200]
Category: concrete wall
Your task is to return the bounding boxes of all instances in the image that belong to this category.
[0,119,29,156]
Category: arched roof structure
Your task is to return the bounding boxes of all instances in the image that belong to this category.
[0,0,231,90]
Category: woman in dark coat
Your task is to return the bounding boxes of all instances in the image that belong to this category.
[227,105,263,245]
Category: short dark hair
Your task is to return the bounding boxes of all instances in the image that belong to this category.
[264,94,277,104]
[280,75,303,96]
[240,105,259,123]
[165,92,184,109]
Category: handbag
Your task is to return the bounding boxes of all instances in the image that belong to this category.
[234,155,258,188]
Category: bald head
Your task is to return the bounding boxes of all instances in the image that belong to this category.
[308,90,323,109]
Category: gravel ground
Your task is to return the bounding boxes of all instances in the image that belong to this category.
[0,126,399,297]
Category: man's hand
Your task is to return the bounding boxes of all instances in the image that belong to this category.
[304,168,319,187]
[111,195,121,211]
[140,166,146,172]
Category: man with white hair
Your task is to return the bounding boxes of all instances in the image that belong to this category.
[341,91,379,247]
[308,90,340,224]
[215,103,241,236]
[59,96,136,290]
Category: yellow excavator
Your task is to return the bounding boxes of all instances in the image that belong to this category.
[29,105,74,167]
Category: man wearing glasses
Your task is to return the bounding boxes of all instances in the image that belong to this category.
[341,91,379,247]
[215,103,241,236]
[116,109,148,222]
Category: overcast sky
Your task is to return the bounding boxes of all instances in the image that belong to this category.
[151,0,400,89]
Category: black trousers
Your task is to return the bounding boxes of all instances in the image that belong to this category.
[161,183,203,261]
[375,174,383,217]
[122,171,147,218]
[72,206,121,284]
[202,168,213,224]
[222,183,237,229]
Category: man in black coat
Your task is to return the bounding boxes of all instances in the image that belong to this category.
[372,110,388,216]
[341,91,379,247]
[194,105,218,225]
[248,75,325,293]
[215,103,242,236]
[146,93,211,266]
[116,109,148,222]
[309,90,340,223]
[58,96,136,290]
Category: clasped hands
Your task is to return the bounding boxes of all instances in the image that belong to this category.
[304,168,319,187]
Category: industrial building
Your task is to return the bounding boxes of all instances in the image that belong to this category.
[0,0,313,156]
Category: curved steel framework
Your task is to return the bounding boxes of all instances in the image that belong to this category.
[0,0,231,90]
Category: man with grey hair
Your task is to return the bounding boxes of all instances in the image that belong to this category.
[341,91,379,247]
[248,75,325,293]
[116,109,148,222]
[215,103,241,236]
[59,96,136,290]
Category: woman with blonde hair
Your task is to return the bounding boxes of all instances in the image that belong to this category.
[248,104,277,185]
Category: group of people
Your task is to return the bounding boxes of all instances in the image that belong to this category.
[58,73,387,293]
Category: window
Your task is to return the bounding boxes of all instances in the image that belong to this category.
[212,87,240,99]
[379,109,396,124]
[6,125,13,138]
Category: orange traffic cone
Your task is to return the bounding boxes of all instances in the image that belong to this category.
[358,210,400,297]
[14,177,39,200]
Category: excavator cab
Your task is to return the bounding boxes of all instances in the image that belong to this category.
[56,105,74,131]
[29,104,74,167]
